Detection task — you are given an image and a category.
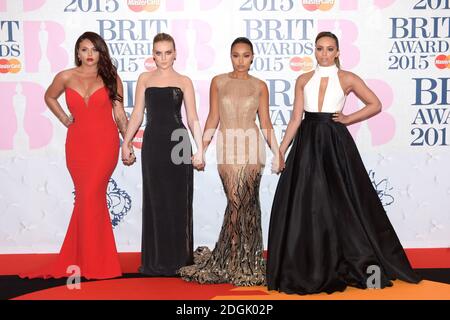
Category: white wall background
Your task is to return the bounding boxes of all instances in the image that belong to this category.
[0,0,449,253]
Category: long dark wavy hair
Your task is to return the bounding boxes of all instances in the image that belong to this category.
[74,31,122,104]
[315,31,341,68]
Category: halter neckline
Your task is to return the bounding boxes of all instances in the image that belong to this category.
[316,64,338,77]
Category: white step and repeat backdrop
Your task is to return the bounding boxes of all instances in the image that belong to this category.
[0,0,449,253]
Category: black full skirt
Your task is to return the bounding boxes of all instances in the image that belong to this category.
[267,112,421,294]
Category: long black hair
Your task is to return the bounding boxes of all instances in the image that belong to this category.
[230,36,254,54]
[74,31,122,104]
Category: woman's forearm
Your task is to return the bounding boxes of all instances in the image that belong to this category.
[201,116,219,153]
[116,114,128,139]
[45,96,71,127]
[279,118,302,154]
[346,102,382,125]
[188,118,203,153]
[260,124,279,155]
[123,113,143,145]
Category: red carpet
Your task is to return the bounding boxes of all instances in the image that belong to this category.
[1,248,450,276]
[3,249,450,300]
[11,278,450,300]
[11,278,263,300]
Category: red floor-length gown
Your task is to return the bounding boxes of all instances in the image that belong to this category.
[21,86,122,279]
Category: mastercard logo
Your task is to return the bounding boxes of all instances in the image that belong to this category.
[290,56,314,72]
[144,57,156,71]
[127,0,160,12]
[0,58,22,74]
[302,0,335,11]
[132,129,144,149]
[435,54,450,69]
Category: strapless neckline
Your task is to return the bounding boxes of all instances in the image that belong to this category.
[65,86,106,107]
[146,86,183,92]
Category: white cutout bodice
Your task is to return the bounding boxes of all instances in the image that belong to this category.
[304,64,346,113]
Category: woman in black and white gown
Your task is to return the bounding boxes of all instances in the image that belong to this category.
[266,31,421,295]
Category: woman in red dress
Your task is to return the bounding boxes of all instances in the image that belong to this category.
[22,32,128,279]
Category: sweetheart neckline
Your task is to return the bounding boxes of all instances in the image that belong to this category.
[65,86,106,107]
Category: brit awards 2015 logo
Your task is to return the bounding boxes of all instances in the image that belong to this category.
[387,1,450,147]
[99,3,217,146]
[411,77,449,147]
[388,1,449,71]
[0,19,68,74]
[0,20,22,73]
[1,1,68,74]
[241,3,316,140]
[0,16,68,151]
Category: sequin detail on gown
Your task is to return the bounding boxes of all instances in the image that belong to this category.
[178,74,266,286]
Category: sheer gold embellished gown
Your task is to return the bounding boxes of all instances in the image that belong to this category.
[178,73,266,286]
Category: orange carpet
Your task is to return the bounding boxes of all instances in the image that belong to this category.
[12,278,450,300]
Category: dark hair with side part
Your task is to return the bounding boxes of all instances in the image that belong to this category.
[315,31,341,68]
[74,31,122,103]
[153,32,176,51]
[230,37,254,54]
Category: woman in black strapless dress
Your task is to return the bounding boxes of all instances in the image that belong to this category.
[122,33,204,276]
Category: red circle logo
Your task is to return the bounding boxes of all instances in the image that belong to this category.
[290,57,303,72]
[0,58,22,73]
[435,54,450,69]
[132,129,144,149]
[302,0,335,11]
[144,57,156,71]
[290,56,313,72]
[127,0,160,12]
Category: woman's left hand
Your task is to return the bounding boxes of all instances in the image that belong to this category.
[332,111,350,125]
[191,151,205,171]
[271,151,285,174]
[121,143,136,166]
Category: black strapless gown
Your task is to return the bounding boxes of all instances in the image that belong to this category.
[267,112,421,294]
[139,87,193,276]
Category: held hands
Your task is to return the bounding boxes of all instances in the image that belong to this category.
[271,150,286,174]
[191,151,205,171]
[121,142,136,166]
[332,111,350,125]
